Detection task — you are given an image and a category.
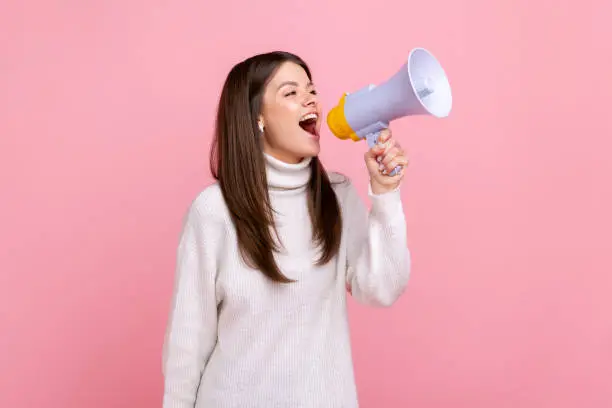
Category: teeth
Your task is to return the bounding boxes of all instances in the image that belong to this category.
[300,113,318,122]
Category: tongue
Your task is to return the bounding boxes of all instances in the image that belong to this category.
[300,120,317,136]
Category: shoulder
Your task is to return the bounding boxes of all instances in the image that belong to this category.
[176,183,230,264]
[328,171,349,185]
[183,182,231,227]
[327,171,362,204]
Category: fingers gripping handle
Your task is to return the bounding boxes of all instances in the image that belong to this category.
[364,121,402,177]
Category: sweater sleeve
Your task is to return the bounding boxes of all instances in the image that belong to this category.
[343,180,411,307]
[162,203,219,408]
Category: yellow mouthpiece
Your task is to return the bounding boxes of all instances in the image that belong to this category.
[326,93,360,142]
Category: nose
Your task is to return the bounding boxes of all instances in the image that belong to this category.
[302,91,317,107]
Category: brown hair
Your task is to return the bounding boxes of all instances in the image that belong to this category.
[209,51,342,283]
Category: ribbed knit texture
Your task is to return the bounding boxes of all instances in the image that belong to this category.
[162,153,411,408]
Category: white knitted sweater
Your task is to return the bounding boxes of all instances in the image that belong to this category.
[162,153,411,408]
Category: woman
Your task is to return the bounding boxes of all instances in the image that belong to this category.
[162,51,411,407]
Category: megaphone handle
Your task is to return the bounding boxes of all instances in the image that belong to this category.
[365,129,402,177]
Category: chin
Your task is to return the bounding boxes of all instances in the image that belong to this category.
[303,151,319,160]
[302,141,321,158]
[288,130,320,159]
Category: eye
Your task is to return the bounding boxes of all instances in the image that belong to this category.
[284,90,297,97]
[310,89,318,95]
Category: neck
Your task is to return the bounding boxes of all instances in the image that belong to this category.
[264,152,312,191]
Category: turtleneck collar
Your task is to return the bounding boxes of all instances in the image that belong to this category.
[264,153,312,191]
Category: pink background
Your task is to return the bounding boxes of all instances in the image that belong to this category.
[1,1,611,407]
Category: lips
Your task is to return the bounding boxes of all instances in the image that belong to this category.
[299,112,319,137]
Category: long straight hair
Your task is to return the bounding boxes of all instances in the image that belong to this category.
[209,51,342,283]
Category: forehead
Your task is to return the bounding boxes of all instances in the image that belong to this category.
[267,61,311,88]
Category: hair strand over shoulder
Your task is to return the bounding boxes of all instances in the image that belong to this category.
[210,51,342,283]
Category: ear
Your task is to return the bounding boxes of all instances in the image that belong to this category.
[258,116,264,133]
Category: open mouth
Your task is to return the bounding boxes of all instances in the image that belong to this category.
[299,113,319,137]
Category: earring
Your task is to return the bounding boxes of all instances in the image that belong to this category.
[258,121,264,133]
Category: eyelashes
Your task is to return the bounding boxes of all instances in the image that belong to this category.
[284,89,318,97]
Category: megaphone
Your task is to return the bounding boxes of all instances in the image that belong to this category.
[327,47,452,175]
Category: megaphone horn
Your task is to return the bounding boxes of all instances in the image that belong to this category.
[327,47,452,176]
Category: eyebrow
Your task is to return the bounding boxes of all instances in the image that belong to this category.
[277,81,315,90]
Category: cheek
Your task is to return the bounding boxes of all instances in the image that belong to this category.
[267,103,299,131]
